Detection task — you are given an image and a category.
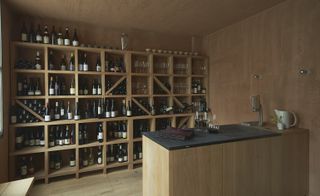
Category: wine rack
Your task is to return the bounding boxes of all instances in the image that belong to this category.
[9,41,208,183]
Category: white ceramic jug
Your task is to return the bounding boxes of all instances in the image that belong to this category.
[274,109,297,129]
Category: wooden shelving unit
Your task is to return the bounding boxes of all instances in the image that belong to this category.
[9,41,208,183]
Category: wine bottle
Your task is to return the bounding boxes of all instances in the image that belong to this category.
[43,25,50,44]
[118,145,124,162]
[92,80,97,95]
[69,153,76,167]
[60,54,67,70]
[15,129,23,149]
[54,152,62,169]
[78,53,83,71]
[97,123,103,143]
[36,24,43,43]
[122,122,127,139]
[138,144,143,159]
[69,52,75,71]
[35,130,40,146]
[92,100,97,118]
[49,128,55,147]
[48,50,54,70]
[44,102,51,121]
[79,126,83,145]
[97,146,102,165]
[72,29,79,47]
[64,27,70,46]
[27,78,34,96]
[110,99,116,118]
[51,25,57,45]
[88,148,94,165]
[10,103,17,124]
[28,130,35,146]
[96,55,101,72]
[83,125,88,144]
[74,102,80,120]
[123,145,128,162]
[97,80,102,95]
[83,53,88,71]
[105,99,110,118]
[83,79,89,95]
[109,145,115,162]
[23,78,28,95]
[55,126,60,146]
[34,78,41,95]
[57,28,63,46]
[67,101,73,120]
[34,51,41,70]
[97,99,102,117]
[54,101,61,120]
[70,127,75,145]
[29,23,35,43]
[121,99,126,116]
[59,127,64,146]
[64,125,70,145]
[60,101,65,119]
[82,148,88,167]
[40,130,45,146]
[21,22,28,42]
[70,78,75,95]
[126,101,132,117]
[28,157,35,175]
[20,157,28,178]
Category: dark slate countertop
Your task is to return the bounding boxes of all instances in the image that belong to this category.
[143,124,281,150]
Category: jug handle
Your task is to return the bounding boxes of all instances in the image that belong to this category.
[290,112,297,127]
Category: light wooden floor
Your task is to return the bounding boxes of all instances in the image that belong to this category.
[30,168,142,196]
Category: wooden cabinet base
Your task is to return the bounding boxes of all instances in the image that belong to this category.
[143,128,309,196]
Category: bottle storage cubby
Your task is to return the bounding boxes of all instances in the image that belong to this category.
[15,153,45,180]
[9,41,207,183]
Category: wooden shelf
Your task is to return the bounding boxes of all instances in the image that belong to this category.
[106,162,129,169]
[14,69,45,73]
[48,145,77,152]
[79,164,104,173]
[78,141,103,148]
[48,166,76,178]
[106,139,128,145]
[9,41,208,183]
[10,147,45,156]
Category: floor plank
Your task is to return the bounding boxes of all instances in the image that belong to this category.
[30,168,142,196]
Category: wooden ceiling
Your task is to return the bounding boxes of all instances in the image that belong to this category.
[6,0,285,36]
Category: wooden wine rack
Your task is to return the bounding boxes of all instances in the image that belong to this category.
[9,41,208,183]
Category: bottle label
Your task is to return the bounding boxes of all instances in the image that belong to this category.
[83,64,89,71]
[40,140,45,146]
[96,66,101,72]
[97,132,103,140]
[57,38,63,45]
[124,156,128,162]
[111,111,116,118]
[97,157,102,164]
[98,88,102,95]
[21,33,28,42]
[72,40,79,47]
[60,109,65,117]
[44,115,51,122]
[70,160,76,167]
[49,141,55,147]
[110,157,114,162]
[64,139,70,145]
[118,157,123,162]
[59,140,64,145]
[35,90,41,95]
[49,88,55,95]
[64,39,70,46]
[11,116,17,124]
[55,162,61,169]
[133,154,137,160]
[79,64,83,71]
[36,139,40,146]
[92,89,97,95]
[36,35,42,42]
[126,111,132,116]
[21,165,27,176]
[29,139,35,146]
[35,63,41,70]
[43,36,49,44]
[16,136,23,143]
[18,83,23,91]
[68,112,73,120]
[70,88,75,95]
[74,115,80,120]
[98,107,102,115]
[202,89,206,94]
[123,132,127,139]
[139,153,143,159]
[83,160,88,166]
[69,64,74,71]
[84,89,88,95]
[106,112,110,118]
[193,88,198,94]
[54,114,61,120]
[28,91,35,96]
[61,65,66,70]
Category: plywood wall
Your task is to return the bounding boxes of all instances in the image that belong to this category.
[204,0,320,195]
[0,1,12,183]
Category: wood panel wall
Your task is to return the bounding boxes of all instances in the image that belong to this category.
[203,0,320,195]
[0,1,13,183]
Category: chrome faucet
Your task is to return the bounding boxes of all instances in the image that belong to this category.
[250,95,263,126]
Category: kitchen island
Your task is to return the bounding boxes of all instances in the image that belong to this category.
[143,125,309,196]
